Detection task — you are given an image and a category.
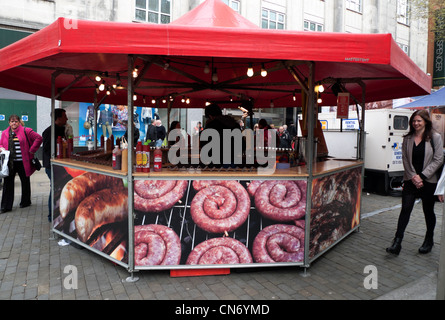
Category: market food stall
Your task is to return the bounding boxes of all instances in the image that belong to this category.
[0,0,431,277]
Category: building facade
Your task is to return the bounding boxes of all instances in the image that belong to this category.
[0,0,430,136]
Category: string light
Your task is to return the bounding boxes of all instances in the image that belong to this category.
[247,64,254,77]
[212,69,218,82]
[204,62,210,74]
[95,75,102,82]
[99,80,105,91]
[261,63,267,77]
[132,66,139,78]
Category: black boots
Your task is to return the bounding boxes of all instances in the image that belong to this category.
[386,237,402,255]
[386,237,434,255]
[418,238,434,254]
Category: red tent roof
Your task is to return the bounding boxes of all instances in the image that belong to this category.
[0,0,431,109]
[170,0,259,28]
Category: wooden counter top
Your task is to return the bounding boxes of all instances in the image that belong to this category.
[52,158,364,179]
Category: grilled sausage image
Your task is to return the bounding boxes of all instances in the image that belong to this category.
[186,237,252,265]
[134,224,181,266]
[190,180,250,234]
[252,224,305,263]
[133,180,188,213]
[59,172,121,218]
[75,188,128,243]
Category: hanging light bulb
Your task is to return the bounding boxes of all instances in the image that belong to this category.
[261,63,267,77]
[293,91,297,101]
[318,84,325,93]
[133,94,137,101]
[99,80,105,91]
[181,96,186,103]
[186,97,190,104]
[247,64,254,77]
[95,75,102,82]
[204,62,210,74]
[212,69,218,82]
[132,66,139,78]
[106,87,111,95]
[151,97,156,104]
[317,97,322,104]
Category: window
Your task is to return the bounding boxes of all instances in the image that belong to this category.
[262,8,285,30]
[398,43,410,55]
[135,0,171,24]
[346,0,362,13]
[397,0,409,25]
[304,20,324,32]
[222,0,240,13]
[393,116,409,130]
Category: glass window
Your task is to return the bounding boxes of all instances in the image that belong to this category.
[304,20,324,32]
[397,0,409,25]
[134,0,171,24]
[393,116,409,130]
[261,8,286,30]
[222,0,240,12]
[346,0,362,13]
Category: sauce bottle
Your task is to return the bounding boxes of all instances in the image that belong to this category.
[143,144,150,173]
[135,141,143,172]
[153,147,162,172]
[57,136,63,159]
[112,145,122,170]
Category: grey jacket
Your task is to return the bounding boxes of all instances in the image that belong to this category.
[402,132,444,183]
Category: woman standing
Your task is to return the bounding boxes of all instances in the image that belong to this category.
[386,110,443,255]
[0,115,42,213]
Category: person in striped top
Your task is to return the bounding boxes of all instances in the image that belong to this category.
[0,114,42,213]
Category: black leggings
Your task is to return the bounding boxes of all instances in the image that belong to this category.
[395,180,436,240]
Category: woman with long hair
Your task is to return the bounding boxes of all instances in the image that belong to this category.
[386,110,443,255]
[0,115,42,213]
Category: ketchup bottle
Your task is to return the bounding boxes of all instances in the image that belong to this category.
[57,136,63,159]
[135,141,143,172]
[67,137,73,158]
[154,147,162,172]
[112,145,122,170]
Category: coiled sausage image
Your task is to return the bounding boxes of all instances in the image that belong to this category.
[134,180,188,213]
[134,224,181,266]
[252,224,305,263]
[190,180,250,234]
[250,180,307,222]
[186,237,253,265]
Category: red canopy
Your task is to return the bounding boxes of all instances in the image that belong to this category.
[0,0,431,109]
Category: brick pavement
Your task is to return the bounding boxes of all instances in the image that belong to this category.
[0,171,442,300]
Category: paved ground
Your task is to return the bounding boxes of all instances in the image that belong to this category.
[0,170,442,300]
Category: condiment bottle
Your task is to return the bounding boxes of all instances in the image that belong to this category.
[153,147,162,172]
[135,141,143,172]
[57,136,63,159]
[112,145,122,170]
[143,144,150,173]
[67,137,73,158]
[100,134,104,148]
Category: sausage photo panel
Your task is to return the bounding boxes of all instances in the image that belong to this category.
[53,165,363,268]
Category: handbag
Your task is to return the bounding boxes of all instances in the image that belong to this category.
[23,128,42,171]
[0,150,10,178]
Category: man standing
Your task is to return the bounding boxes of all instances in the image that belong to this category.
[42,108,68,222]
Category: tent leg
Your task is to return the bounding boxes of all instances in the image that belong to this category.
[125,272,140,283]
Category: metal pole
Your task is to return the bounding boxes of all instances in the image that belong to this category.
[303,61,315,268]
[49,72,58,240]
[126,55,137,279]
[437,202,445,299]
